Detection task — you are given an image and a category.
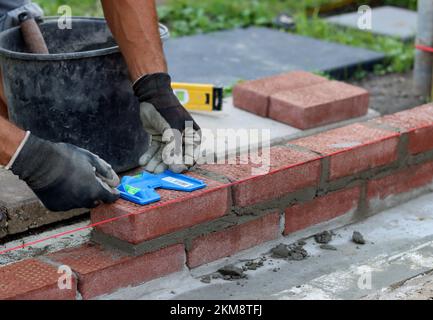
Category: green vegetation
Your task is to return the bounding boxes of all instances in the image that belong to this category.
[34,0,416,75]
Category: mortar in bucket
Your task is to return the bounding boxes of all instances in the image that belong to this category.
[0,17,169,173]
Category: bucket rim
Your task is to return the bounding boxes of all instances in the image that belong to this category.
[0,16,170,61]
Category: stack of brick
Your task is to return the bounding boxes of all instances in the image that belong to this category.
[233,71,369,129]
[3,104,433,299]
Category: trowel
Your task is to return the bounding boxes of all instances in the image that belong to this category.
[18,10,49,54]
[117,170,207,205]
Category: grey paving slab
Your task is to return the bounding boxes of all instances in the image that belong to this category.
[192,97,379,157]
[0,169,85,237]
[327,6,417,41]
[164,27,385,86]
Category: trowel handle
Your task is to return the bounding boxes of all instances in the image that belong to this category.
[19,12,49,54]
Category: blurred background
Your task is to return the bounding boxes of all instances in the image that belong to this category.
[34,0,416,76]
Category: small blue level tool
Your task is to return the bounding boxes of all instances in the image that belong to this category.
[117,170,207,205]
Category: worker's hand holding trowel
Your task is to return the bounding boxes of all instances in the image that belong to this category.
[134,73,202,174]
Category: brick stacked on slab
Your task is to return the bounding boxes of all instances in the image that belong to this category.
[4,103,433,299]
[269,81,369,129]
[232,71,369,129]
[233,71,328,117]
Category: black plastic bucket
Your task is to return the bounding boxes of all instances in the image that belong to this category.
[0,17,169,172]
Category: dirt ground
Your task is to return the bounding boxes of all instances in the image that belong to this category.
[351,71,427,115]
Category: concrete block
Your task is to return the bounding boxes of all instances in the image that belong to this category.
[269,81,369,129]
[91,173,231,244]
[187,211,280,268]
[164,27,385,86]
[367,161,433,205]
[0,169,86,237]
[284,187,361,235]
[233,71,328,117]
[0,259,77,300]
[326,6,417,41]
[200,146,322,207]
[290,123,400,180]
[371,103,433,155]
[48,243,185,300]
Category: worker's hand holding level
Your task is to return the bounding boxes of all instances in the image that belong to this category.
[9,134,120,212]
[134,73,201,174]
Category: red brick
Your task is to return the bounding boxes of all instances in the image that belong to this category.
[91,173,231,244]
[200,146,322,207]
[290,123,400,180]
[367,161,433,201]
[49,243,185,299]
[0,259,76,300]
[372,103,433,155]
[187,212,280,268]
[269,81,369,129]
[284,187,361,235]
[233,71,328,117]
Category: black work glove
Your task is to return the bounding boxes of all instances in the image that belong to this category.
[10,134,120,212]
[133,73,201,174]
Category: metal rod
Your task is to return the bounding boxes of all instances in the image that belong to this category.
[414,0,433,97]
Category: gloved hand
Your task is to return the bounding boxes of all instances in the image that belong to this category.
[133,73,201,174]
[10,134,120,212]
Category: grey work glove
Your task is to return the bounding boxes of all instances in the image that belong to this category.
[10,134,120,212]
[133,73,201,174]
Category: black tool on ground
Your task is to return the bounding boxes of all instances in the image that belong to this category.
[273,13,296,30]
[18,11,48,54]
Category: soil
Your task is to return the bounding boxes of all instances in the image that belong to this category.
[352,231,366,245]
[350,71,426,115]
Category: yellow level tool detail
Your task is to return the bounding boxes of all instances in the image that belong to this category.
[172,82,223,112]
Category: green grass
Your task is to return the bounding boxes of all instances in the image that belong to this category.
[293,12,414,74]
[35,0,102,16]
[34,0,416,75]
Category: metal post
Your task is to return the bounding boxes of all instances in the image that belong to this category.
[414,0,433,97]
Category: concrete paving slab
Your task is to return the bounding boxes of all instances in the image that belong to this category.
[103,192,433,300]
[326,6,417,41]
[0,219,90,266]
[365,270,433,300]
[192,97,379,157]
[0,169,86,238]
[164,27,385,86]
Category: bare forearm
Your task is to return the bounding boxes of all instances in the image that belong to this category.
[0,116,25,166]
[101,0,167,82]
